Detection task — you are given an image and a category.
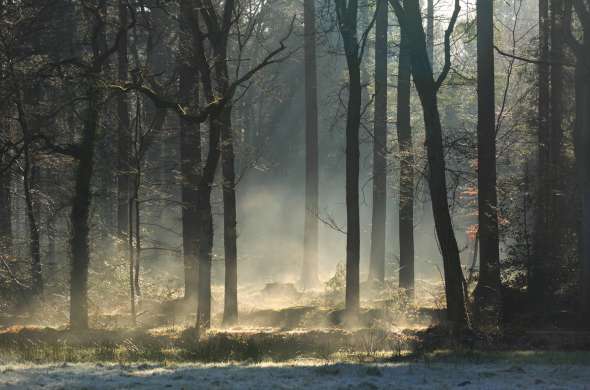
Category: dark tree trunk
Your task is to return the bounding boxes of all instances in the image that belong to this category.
[390,0,468,328]
[301,0,320,290]
[23,136,42,297]
[178,1,201,300]
[474,0,502,327]
[0,122,12,256]
[70,83,100,331]
[529,0,550,308]
[369,0,388,284]
[397,12,415,298]
[547,0,565,277]
[572,14,590,324]
[221,106,238,325]
[117,0,131,238]
[196,115,221,333]
[335,0,362,318]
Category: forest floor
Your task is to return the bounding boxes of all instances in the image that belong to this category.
[1,357,590,389]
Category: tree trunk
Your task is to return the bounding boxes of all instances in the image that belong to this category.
[23,137,42,297]
[391,0,468,328]
[397,12,415,299]
[301,0,320,290]
[196,115,221,333]
[529,0,550,308]
[70,82,99,331]
[335,0,362,318]
[369,0,388,284]
[474,0,502,327]
[574,25,590,324]
[221,106,238,325]
[117,0,131,238]
[179,0,201,302]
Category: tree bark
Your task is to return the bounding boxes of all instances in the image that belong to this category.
[474,0,502,327]
[302,0,320,290]
[178,0,201,301]
[369,0,388,284]
[221,106,238,325]
[397,9,415,299]
[117,0,131,238]
[529,0,550,308]
[335,0,362,318]
[70,81,100,331]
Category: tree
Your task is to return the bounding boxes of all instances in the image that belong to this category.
[301,0,321,290]
[568,0,590,324]
[389,0,468,329]
[396,0,415,299]
[117,0,131,240]
[178,0,201,301]
[474,0,502,327]
[335,0,363,318]
[369,0,389,285]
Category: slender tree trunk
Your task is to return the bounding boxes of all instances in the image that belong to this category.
[70,82,100,331]
[391,0,467,328]
[0,167,10,256]
[196,116,221,333]
[117,0,131,238]
[574,25,590,324]
[529,0,550,308]
[547,0,565,274]
[474,0,502,327]
[335,0,362,318]
[23,139,42,297]
[302,0,320,289]
[397,12,415,299]
[128,195,136,326]
[179,0,201,301]
[369,0,388,284]
[221,106,238,325]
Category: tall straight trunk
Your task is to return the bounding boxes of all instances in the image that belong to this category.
[0,167,10,255]
[24,140,42,297]
[426,0,434,65]
[70,82,99,331]
[574,24,590,324]
[397,13,415,298]
[529,0,550,307]
[0,121,11,256]
[196,115,221,333]
[548,0,565,268]
[221,106,238,325]
[390,0,467,328]
[179,0,201,301]
[474,0,502,327]
[335,0,362,318]
[178,0,201,299]
[117,0,131,238]
[369,0,388,284]
[302,0,320,289]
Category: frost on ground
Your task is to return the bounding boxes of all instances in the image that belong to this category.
[0,360,589,389]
